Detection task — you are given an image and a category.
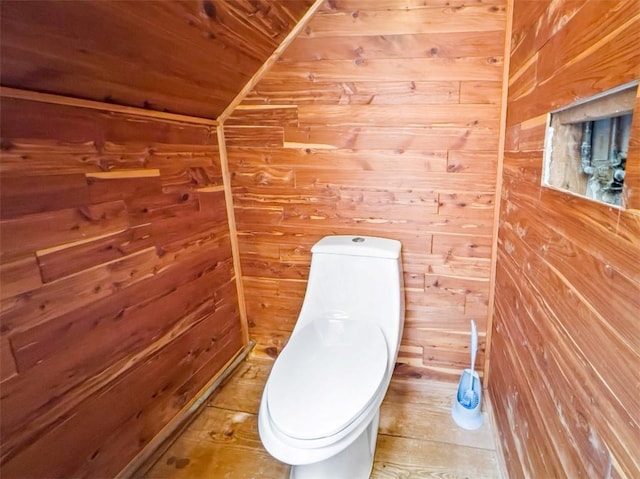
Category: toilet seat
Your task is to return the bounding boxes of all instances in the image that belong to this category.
[266,318,388,441]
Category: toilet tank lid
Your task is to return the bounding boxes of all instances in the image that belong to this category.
[311,235,401,259]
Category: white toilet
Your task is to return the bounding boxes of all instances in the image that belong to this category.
[258,235,405,479]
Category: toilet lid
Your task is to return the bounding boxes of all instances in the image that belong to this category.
[266,318,388,440]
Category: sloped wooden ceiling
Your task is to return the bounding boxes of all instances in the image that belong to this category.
[0,0,315,119]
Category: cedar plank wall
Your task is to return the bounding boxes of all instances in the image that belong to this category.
[0,98,243,478]
[489,1,640,478]
[0,0,315,118]
[226,0,507,380]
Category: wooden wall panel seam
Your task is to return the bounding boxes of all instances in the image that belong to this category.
[0,87,219,126]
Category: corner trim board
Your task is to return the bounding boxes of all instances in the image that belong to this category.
[483,0,514,387]
[216,125,250,346]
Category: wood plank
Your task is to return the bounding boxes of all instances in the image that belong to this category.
[0,97,213,145]
[0,173,90,218]
[0,256,43,301]
[0,87,218,126]
[196,187,227,217]
[460,81,503,104]
[142,355,502,479]
[143,408,288,479]
[293,168,496,194]
[298,104,500,128]
[223,126,284,148]
[373,434,499,478]
[86,170,163,204]
[274,203,494,236]
[0,141,104,177]
[231,166,295,189]
[0,200,130,263]
[125,189,201,226]
[284,125,500,151]
[320,0,506,9]
[35,224,154,283]
[228,147,449,173]
[208,358,274,414]
[432,233,493,258]
[226,105,298,127]
[447,150,499,174]
[243,80,461,105]
[1,337,17,382]
[0,139,218,178]
[267,57,504,83]
[145,149,219,170]
[438,192,495,217]
[305,5,506,37]
[280,31,506,61]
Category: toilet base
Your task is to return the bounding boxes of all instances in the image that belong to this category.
[289,411,380,479]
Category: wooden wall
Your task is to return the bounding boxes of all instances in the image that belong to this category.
[225,0,508,380]
[0,0,314,118]
[489,1,640,477]
[0,94,243,478]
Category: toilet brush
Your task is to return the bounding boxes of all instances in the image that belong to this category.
[452,320,482,429]
[460,320,479,409]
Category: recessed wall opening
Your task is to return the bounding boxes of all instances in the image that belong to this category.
[543,81,638,207]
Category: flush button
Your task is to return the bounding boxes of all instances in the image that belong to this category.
[352,237,365,243]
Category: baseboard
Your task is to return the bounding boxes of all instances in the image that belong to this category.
[116,341,255,478]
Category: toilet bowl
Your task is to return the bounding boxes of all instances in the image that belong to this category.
[258,235,405,479]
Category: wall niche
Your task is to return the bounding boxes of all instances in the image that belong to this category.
[543,81,638,207]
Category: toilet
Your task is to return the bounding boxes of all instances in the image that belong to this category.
[258,235,405,479]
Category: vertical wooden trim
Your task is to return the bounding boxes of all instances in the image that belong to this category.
[483,0,514,388]
[217,125,250,346]
[217,0,326,123]
[0,86,219,126]
[622,86,640,211]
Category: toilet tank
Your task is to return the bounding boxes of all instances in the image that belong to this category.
[296,235,405,359]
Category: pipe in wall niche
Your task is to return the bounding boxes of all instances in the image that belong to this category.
[581,120,594,175]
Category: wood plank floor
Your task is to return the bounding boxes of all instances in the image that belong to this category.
[142,355,503,479]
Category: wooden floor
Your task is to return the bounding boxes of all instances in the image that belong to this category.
[142,355,504,479]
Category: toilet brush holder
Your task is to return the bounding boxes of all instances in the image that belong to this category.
[451,369,483,430]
